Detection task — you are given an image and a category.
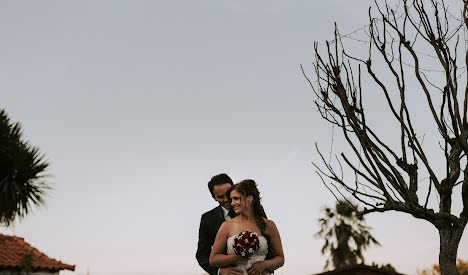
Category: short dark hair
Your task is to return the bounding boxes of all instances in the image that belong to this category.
[208,173,233,198]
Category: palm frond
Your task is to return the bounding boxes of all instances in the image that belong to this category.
[0,109,50,226]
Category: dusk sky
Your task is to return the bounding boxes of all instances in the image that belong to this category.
[1,1,467,275]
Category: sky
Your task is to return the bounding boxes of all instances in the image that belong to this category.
[1,1,467,274]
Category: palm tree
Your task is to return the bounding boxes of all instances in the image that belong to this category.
[0,109,50,226]
[316,200,380,270]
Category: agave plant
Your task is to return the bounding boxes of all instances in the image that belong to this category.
[0,109,50,226]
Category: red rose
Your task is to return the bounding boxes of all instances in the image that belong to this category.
[233,230,260,257]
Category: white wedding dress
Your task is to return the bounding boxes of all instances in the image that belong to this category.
[226,234,271,275]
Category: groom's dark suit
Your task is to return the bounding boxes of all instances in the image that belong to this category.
[196,206,272,275]
[196,205,226,275]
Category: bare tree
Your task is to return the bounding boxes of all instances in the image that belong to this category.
[304,1,468,274]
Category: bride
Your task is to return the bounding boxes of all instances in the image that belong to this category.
[209,180,284,275]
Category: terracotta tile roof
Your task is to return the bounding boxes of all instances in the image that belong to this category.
[0,234,75,272]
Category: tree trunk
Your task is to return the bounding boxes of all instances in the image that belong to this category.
[439,227,462,275]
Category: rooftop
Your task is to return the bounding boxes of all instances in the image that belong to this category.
[0,234,75,272]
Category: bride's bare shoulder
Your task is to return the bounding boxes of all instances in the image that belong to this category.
[221,219,235,228]
[221,218,240,230]
[263,218,279,233]
[228,216,244,226]
[221,218,242,237]
[218,220,237,238]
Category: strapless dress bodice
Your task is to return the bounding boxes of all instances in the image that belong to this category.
[226,233,270,275]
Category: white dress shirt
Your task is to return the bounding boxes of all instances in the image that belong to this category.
[221,206,232,221]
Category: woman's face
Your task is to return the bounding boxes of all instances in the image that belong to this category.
[230,190,245,214]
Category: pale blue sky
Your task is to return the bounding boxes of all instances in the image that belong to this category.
[1,1,467,274]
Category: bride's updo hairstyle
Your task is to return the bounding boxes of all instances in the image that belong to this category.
[227,179,268,239]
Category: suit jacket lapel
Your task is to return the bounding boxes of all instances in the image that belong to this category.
[215,205,225,229]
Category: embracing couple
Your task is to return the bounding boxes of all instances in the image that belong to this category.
[196,173,285,275]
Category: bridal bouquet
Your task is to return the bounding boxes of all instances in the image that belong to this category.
[233,230,260,257]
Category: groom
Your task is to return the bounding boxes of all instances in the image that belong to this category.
[196,173,242,275]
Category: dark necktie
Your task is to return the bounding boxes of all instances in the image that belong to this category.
[228,209,236,219]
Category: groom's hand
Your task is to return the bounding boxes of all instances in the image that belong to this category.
[247,261,268,275]
[219,267,243,275]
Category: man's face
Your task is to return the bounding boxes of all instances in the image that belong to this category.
[212,183,232,209]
